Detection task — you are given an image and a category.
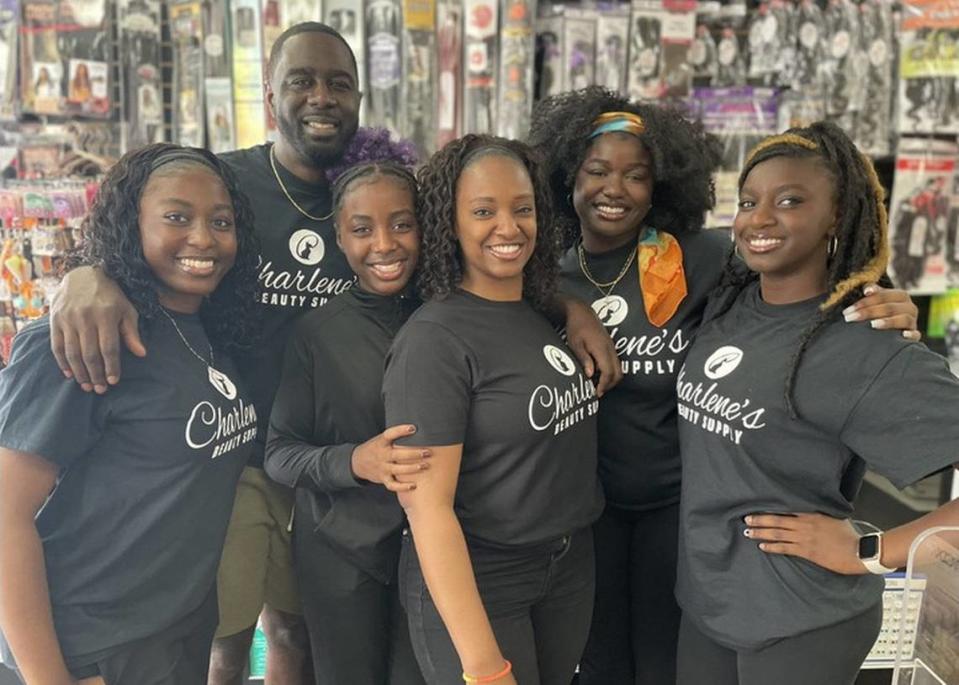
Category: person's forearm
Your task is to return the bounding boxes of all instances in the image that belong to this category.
[0,522,74,685]
[881,495,959,569]
[264,428,359,492]
[407,505,505,676]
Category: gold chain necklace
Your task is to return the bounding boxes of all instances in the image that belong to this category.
[578,241,637,299]
[269,145,334,222]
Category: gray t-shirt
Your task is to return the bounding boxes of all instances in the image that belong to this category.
[676,282,959,650]
[383,290,604,547]
[0,314,254,666]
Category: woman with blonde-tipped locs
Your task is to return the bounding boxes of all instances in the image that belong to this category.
[674,121,959,685]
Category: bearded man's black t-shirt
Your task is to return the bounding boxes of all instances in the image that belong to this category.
[220,144,355,466]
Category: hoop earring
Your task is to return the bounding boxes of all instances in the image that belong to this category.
[828,235,838,257]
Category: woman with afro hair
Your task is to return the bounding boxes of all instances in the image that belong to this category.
[382,135,605,685]
[0,143,259,685]
[674,122,959,685]
[528,87,920,685]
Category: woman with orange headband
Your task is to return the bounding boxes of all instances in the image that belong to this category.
[529,89,921,685]
[673,121,959,684]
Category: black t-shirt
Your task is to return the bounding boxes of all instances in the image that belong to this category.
[221,144,355,466]
[0,314,254,667]
[676,282,959,650]
[267,288,419,583]
[558,228,728,510]
[383,290,605,547]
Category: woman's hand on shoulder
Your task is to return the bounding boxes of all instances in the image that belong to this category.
[842,283,921,341]
[350,424,431,492]
[743,512,868,575]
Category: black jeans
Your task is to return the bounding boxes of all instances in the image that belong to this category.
[399,527,595,685]
[676,602,883,685]
[293,515,423,685]
[578,502,681,685]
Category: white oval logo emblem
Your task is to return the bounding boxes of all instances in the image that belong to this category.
[289,229,325,266]
[704,346,744,380]
[591,295,629,327]
[209,367,238,400]
[543,345,577,377]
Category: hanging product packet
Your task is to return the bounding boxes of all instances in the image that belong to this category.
[20,0,64,116]
[401,0,436,157]
[204,0,235,153]
[435,0,462,148]
[231,0,266,148]
[897,0,959,135]
[595,7,630,95]
[170,0,205,147]
[463,0,498,134]
[497,0,536,140]
[365,0,402,132]
[0,0,17,121]
[326,0,367,123]
[118,0,163,149]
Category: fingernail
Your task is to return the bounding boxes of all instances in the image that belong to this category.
[759,543,767,551]
[94,385,107,394]
[421,450,431,458]
[902,331,916,340]
[743,529,752,538]
[107,375,119,385]
[81,383,93,392]
[863,285,877,295]
[871,319,885,329]
[62,369,73,379]
[843,310,862,322]
[744,515,754,524]
[420,463,429,470]
[408,425,417,434]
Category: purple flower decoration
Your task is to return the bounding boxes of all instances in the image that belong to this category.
[325,127,419,183]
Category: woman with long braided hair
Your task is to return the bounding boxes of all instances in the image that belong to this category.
[674,121,959,685]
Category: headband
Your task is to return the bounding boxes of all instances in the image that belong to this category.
[150,147,221,174]
[589,111,646,139]
[743,133,818,168]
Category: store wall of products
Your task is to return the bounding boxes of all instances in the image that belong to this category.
[1,0,959,368]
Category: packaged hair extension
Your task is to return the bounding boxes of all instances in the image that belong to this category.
[897,0,959,135]
[769,0,797,87]
[170,0,205,147]
[595,8,629,95]
[462,0,498,134]
[689,13,718,88]
[715,22,746,87]
[0,0,18,121]
[628,0,695,101]
[853,0,893,156]
[497,0,536,140]
[821,0,859,125]
[948,172,959,289]
[563,8,596,93]
[793,0,825,90]
[58,0,111,118]
[118,0,163,150]
[887,137,958,294]
[283,0,322,26]
[21,0,64,116]
[203,0,234,153]
[231,0,267,148]
[628,0,663,100]
[365,0,402,133]
[326,0,367,123]
[534,13,563,100]
[746,0,778,85]
[400,0,436,156]
[435,0,462,148]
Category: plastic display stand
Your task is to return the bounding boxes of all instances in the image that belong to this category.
[891,526,959,685]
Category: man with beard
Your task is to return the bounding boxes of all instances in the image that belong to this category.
[48,23,361,684]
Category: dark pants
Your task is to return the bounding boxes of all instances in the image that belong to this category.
[293,517,423,685]
[23,592,219,685]
[676,602,883,685]
[399,527,595,685]
[579,503,680,685]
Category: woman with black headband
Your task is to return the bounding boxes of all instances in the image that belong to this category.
[0,144,259,685]
[528,88,921,685]
[266,160,425,685]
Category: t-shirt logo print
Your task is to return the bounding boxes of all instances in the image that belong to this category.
[704,346,744,380]
[289,229,325,266]
[208,367,238,400]
[591,295,629,327]
[543,345,577,377]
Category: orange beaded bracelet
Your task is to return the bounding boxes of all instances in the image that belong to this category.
[462,659,512,683]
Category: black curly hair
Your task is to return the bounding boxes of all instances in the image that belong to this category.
[708,121,891,417]
[415,134,559,313]
[67,143,260,353]
[528,86,722,248]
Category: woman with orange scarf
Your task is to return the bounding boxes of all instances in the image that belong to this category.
[528,87,920,685]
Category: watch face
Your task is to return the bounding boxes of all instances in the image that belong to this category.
[859,534,880,559]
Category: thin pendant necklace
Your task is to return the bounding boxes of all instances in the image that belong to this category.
[578,239,638,299]
[161,308,215,367]
[160,308,239,400]
[269,145,334,222]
